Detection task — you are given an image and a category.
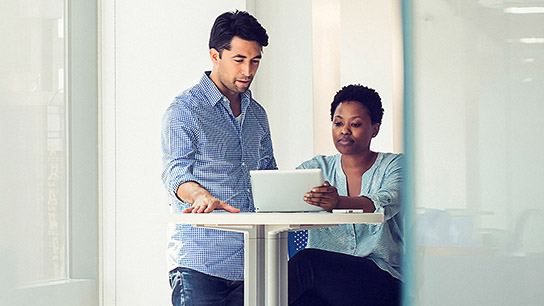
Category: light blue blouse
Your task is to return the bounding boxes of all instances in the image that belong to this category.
[297,152,403,280]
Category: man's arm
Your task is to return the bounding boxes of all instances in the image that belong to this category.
[177,181,240,213]
[162,106,237,213]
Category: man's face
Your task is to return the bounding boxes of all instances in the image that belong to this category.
[210,36,262,97]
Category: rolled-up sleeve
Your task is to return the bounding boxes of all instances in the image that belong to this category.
[364,154,403,220]
[161,105,200,199]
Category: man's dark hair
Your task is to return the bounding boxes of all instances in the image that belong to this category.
[330,84,384,124]
[209,10,269,56]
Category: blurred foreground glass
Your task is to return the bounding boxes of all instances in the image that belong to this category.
[404,1,544,305]
[0,1,67,284]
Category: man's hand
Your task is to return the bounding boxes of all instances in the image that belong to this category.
[303,181,339,212]
[177,181,240,213]
[183,192,240,213]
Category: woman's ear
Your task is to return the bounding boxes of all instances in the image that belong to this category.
[372,123,381,137]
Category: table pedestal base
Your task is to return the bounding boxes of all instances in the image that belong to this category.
[198,224,315,306]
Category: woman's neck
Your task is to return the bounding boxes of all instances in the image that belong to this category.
[341,151,378,174]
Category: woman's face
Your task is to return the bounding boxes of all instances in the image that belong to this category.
[332,101,380,155]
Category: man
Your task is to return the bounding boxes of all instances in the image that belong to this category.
[161,10,277,306]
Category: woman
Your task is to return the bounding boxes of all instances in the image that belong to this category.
[288,84,403,306]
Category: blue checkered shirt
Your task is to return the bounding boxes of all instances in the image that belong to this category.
[161,72,277,280]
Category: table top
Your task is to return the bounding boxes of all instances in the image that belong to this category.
[158,212,384,225]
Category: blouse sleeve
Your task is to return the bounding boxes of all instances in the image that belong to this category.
[363,154,403,221]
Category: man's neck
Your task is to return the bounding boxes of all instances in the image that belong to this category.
[221,90,242,117]
[229,98,242,117]
[208,71,242,116]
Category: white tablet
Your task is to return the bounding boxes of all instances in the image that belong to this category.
[250,169,325,213]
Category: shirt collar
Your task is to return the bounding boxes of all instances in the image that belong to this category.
[199,71,252,108]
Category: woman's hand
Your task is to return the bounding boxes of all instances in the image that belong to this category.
[303,181,339,211]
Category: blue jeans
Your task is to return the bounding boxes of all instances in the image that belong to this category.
[169,267,244,306]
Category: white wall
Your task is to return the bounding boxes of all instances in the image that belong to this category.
[312,0,403,156]
[252,0,314,169]
[339,0,401,154]
[311,0,341,157]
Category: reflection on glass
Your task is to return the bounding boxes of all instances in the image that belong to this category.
[407,0,544,305]
[503,7,544,14]
[0,1,67,284]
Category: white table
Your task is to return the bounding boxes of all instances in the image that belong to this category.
[165,212,384,306]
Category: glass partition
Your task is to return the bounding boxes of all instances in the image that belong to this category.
[404,1,544,304]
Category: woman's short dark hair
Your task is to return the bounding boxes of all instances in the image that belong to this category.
[330,84,384,124]
[209,10,269,56]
